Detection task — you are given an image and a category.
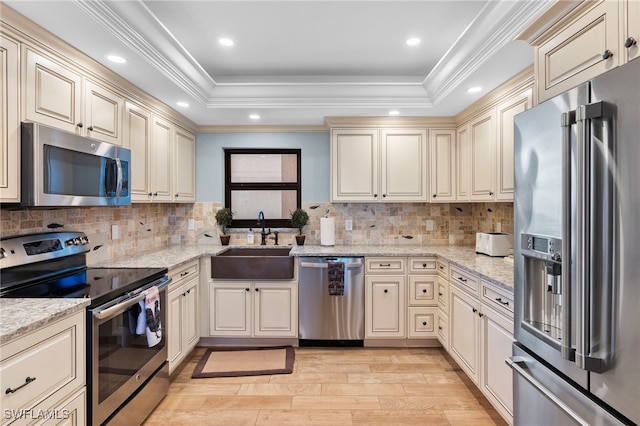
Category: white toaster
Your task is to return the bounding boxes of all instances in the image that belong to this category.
[475,232,513,257]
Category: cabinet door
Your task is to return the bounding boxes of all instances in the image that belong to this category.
[624,0,640,63]
[456,123,470,201]
[151,115,173,202]
[437,308,449,351]
[536,0,620,102]
[124,102,152,202]
[469,110,496,201]
[167,285,184,367]
[254,282,297,337]
[83,80,124,145]
[380,129,428,202]
[24,48,82,133]
[173,126,196,202]
[429,129,456,202]
[365,275,405,338]
[481,304,514,423]
[183,278,199,350]
[209,282,251,336]
[495,87,533,201]
[0,35,19,203]
[331,128,378,202]
[449,284,481,384]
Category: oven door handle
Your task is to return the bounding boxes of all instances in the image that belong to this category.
[93,278,170,320]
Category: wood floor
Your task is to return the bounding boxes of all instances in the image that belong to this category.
[144,346,508,426]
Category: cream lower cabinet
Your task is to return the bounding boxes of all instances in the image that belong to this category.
[331,128,428,202]
[0,310,86,426]
[209,280,298,338]
[435,258,450,350]
[365,275,405,338]
[0,33,20,203]
[449,282,482,384]
[167,261,200,374]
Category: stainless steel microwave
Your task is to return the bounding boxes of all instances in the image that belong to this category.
[20,122,131,207]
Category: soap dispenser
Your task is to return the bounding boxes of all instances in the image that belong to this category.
[247,228,254,245]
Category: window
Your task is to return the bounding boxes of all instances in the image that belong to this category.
[224,149,301,228]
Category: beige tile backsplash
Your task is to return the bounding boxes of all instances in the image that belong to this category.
[0,202,513,261]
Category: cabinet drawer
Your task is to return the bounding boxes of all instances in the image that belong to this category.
[1,312,84,418]
[408,276,436,306]
[436,259,449,279]
[408,307,437,338]
[366,257,405,274]
[481,281,514,318]
[450,265,479,295]
[408,257,437,274]
[169,261,199,287]
[437,278,449,314]
[436,309,449,351]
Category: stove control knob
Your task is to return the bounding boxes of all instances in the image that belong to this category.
[66,239,74,246]
[81,236,90,245]
[74,238,82,245]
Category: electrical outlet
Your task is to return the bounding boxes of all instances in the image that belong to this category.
[111,224,119,240]
[345,219,353,231]
[426,220,434,231]
[187,218,195,230]
[496,222,502,232]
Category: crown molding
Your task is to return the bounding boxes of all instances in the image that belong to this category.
[516,0,587,44]
[197,125,328,133]
[324,116,456,129]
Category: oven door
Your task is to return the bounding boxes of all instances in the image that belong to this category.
[88,278,169,426]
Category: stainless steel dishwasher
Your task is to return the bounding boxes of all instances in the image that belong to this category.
[298,256,365,346]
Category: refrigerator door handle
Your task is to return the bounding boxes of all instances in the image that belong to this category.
[507,356,592,426]
[560,110,575,361]
[575,101,613,373]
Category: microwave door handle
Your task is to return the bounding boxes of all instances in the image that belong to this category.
[560,110,576,361]
[115,158,123,197]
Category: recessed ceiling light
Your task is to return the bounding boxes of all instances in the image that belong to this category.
[388,110,400,116]
[177,101,189,108]
[467,86,482,93]
[107,55,126,64]
[219,38,234,47]
[249,114,260,120]
[406,38,421,46]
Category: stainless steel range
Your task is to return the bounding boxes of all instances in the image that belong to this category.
[0,232,170,425]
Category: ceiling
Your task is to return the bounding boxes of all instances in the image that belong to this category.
[5,1,555,127]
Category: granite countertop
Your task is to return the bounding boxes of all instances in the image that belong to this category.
[0,298,90,345]
[95,242,514,291]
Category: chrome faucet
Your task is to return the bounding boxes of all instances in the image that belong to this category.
[257,211,271,245]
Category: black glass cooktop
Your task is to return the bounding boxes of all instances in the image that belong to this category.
[1,267,167,308]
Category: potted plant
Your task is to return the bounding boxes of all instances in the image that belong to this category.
[290,208,309,245]
[215,207,233,245]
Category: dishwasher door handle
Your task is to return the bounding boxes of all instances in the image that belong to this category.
[300,261,363,269]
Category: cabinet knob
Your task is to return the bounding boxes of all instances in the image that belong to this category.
[153,192,158,197]
[76,122,83,128]
[422,289,427,293]
[422,263,427,268]
[432,194,437,198]
[438,326,443,330]
[383,289,388,293]
[489,191,494,196]
[373,194,378,198]
[88,125,94,131]
[438,292,443,296]
[255,288,259,292]
[479,313,484,318]
[422,321,427,326]
[472,307,477,313]
[602,49,613,60]
[625,37,637,48]
[382,194,386,197]
[175,194,179,197]
[245,288,250,292]
[148,192,152,196]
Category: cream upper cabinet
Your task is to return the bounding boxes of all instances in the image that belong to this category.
[331,128,379,202]
[24,48,83,134]
[429,129,456,202]
[624,0,640,62]
[173,126,196,202]
[495,87,533,201]
[455,124,470,201]
[0,34,20,203]
[379,129,428,202]
[535,0,621,102]
[468,109,496,201]
[150,115,173,202]
[331,128,427,202]
[125,101,152,202]
[83,80,124,145]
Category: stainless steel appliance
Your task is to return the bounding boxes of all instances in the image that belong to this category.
[511,60,640,425]
[298,257,364,346]
[0,232,170,425]
[20,122,131,207]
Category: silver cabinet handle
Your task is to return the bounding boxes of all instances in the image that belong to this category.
[300,261,363,269]
[506,357,591,426]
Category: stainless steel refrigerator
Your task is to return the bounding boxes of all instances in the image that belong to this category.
[511,59,640,425]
